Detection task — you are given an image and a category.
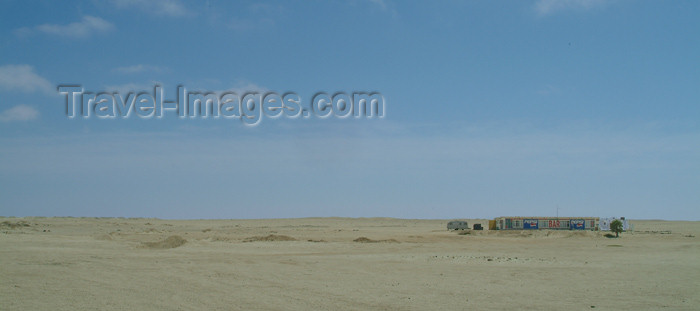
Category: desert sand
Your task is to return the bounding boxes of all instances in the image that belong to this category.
[1,217,698,310]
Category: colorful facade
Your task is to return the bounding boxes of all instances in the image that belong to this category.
[494,217,599,231]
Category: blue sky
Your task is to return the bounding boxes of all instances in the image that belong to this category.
[0,0,698,220]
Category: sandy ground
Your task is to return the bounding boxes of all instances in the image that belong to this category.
[1,217,698,310]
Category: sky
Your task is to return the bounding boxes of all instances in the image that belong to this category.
[0,0,698,220]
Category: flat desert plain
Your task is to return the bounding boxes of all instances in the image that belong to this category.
[1,217,699,310]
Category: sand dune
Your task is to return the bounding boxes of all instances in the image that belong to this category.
[141,235,187,249]
[1,217,699,310]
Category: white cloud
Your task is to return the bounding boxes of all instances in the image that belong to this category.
[104,82,163,94]
[247,3,284,15]
[367,0,398,18]
[113,64,164,74]
[0,105,39,122]
[369,0,388,11]
[15,16,114,38]
[110,0,189,17]
[535,0,609,16]
[102,81,264,95]
[0,65,54,94]
[220,82,268,95]
[206,3,283,32]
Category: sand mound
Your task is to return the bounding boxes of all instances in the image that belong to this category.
[1,220,31,229]
[353,237,400,243]
[243,234,297,242]
[210,236,236,242]
[94,234,113,241]
[142,235,187,249]
[565,231,596,238]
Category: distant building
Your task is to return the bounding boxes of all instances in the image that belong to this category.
[599,217,631,231]
[447,220,469,230]
[493,216,599,231]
